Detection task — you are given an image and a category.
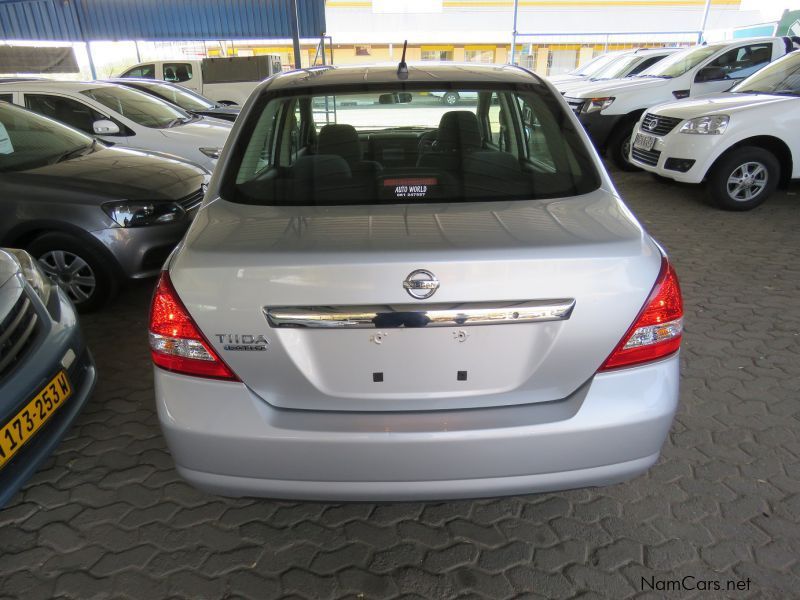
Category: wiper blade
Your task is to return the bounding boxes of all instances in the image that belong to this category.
[166,117,191,128]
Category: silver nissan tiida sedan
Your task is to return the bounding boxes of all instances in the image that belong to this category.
[151,63,683,501]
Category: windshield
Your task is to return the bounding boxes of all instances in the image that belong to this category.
[590,54,643,80]
[226,85,599,207]
[0,102,94,172]
[639,44,723,78]
[731,51,800,95]
[571,53,620,77]
[132,81,216,111]
[81,85,189,128]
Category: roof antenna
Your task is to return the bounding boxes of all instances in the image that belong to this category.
[397,40,408,80]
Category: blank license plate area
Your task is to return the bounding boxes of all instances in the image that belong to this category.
[278,326,548,398]
[634,133,656,151]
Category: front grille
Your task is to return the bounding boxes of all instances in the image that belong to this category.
[631,147,661,167]
[564,97,585,114]
[0,292,40,379]
[177,188,204,212]
[641,113,682,136]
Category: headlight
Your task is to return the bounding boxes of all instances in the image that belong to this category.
[199,147,222,160]
[679,115,729,135]
[582,97,615,114]
[3,248,52,305]
[103,201,184,227]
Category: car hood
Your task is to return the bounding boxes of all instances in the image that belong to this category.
[160,117,233,146]
[650,92,798,119]
[566,76,669,98]
[2,145,208,203]
[547,73,584,85]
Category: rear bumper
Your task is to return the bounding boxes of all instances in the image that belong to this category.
[156,353,679,501]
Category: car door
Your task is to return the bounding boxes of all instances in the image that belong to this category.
[22,92,129,145]
[691,42,775,96]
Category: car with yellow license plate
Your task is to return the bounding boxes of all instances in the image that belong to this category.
[0,248,96,507]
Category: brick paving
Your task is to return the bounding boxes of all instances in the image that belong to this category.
[1,168,799,599]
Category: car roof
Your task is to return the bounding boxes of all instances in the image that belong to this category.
[106,78,170,85]
[262,63,544,92]
[631,48,682,55]
[0,80,120,91]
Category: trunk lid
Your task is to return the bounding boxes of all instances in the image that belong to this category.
[171,191,661,411]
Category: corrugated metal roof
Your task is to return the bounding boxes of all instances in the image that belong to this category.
[0,0,325,41]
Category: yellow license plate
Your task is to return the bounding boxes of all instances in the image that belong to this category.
[0,370,71,470]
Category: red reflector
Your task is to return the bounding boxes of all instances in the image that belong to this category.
[600,256,683,371]
[149,272,238,381]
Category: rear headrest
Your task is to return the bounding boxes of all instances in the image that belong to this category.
[437,111,482,151]
[293,155,352,180]
[318,124,362,164]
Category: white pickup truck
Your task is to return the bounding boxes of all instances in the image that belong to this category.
[563,37,799,169]
[117,55,282,106]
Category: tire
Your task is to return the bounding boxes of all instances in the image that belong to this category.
[441,92,459,106]
[27,232,120,312]
[608,122,639,171]
[707,146,779,211]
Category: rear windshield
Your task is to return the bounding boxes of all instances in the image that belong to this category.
[225,83,600,206]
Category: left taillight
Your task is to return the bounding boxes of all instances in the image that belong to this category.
[600,255,683,371]
[148,271,238,381]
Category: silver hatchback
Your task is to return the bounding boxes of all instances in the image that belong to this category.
[150,63,683,500]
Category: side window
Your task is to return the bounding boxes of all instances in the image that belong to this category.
[518,96,555,169]
[628,56,663,76]
[0,94,12,103]
[235,99,283,181]
[24,94,103,134]
[705,44,773,80]
[484,92,516,155]
[164,63,193,83]
[123,64,155,79]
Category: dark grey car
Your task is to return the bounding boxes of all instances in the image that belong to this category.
[0,102,208,310]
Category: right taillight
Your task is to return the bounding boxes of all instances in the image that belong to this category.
[600,256,683,371]
[148,271,238,381]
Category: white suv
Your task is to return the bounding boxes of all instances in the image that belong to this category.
[563,37,798,169]
[630,51,800,210]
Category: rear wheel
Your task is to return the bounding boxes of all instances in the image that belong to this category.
[28,233,120,312]
[608,122,639,171]
[707,147,779,211]
[441,92,459,106]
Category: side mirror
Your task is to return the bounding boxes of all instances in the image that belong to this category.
[93,119,120,135]
[695,67,727,83]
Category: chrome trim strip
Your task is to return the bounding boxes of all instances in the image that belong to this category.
[264,299,576,329]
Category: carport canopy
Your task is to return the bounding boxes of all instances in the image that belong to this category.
[0,0,325,42]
